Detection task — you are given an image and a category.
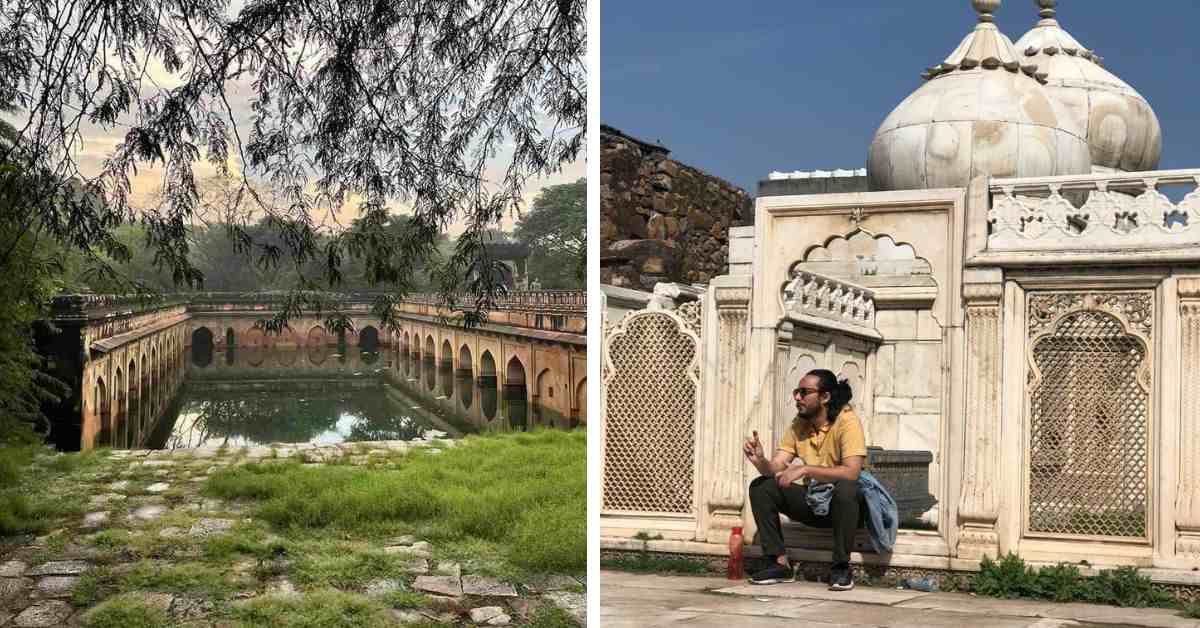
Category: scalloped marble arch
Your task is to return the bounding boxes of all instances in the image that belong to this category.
[793,229,934,281]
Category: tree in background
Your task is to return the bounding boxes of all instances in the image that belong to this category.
[2,0,584,322]
[0,0,583,439]
[0,119,72,442]
[515,178,585,289]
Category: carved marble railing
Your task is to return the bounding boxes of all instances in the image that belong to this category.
[987,169,1200,251]
[780,269,879,340]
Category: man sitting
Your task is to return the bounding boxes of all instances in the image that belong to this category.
[742,368,867,591]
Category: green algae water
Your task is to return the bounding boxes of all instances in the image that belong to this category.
[142,344,563,449]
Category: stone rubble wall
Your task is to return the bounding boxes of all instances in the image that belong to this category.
[600,124,753,290]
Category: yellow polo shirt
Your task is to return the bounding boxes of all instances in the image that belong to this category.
[778,406,868,467]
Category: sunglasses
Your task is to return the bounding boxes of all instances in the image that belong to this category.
[793,387,822,398]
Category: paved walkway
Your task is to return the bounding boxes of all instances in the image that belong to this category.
[601,571,1200,628]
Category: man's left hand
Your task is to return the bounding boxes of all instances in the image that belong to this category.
[776,465,807,488]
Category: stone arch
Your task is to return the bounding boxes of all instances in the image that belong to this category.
[96,376,111,448]
[192,327,214,368]
[192,326,214,347]
[113,366,125,449]
[424,335,435,359]
[150,346,158,413]
[480,351,497,377]
[575,378,587,425]
[798,230,933,282]
[505,356,528,429]
[126,358,139,448]
[535,368,554,426]
[307,325,329,347]
[480,351,498,420]
[458,344,473,374]
[403,331,410,355]
[359,325,380,351]
[438,339,455,394]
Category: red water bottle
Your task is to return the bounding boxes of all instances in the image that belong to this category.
[727,526,744,580]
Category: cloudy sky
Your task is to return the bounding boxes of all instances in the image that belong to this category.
[601,0,1200,194]
[34,44,583,237]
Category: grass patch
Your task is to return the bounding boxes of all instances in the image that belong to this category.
[81,593,171,628]
[290,546,420,589]
[0,445,99,535]
[205,429,584,575]
[71,566,114,607]
[229,589,410,628]
[0,444,39,488]
[201,524,278,563]
[119,560,246,599]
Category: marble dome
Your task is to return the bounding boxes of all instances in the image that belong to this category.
[1013,0,1161,173]
[868,0,1092,192]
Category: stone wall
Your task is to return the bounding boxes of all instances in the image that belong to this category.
[600,124,752,290]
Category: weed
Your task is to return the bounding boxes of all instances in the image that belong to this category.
[973,554,1039,599]
[71,566,115,607]
[1077,566,1176,608]
[45,449,104,474]
[528,605,579,628]
[229,588,400,628]
[119,561,244,598]
[378,589,430,609]
[600,552,709,575]
[201,525,274,563]
[974,553,1179,609]
[0,492,72,535]
[0,445,38,488]
[1183,600,1200,618]
[80,593,171,628]
[290,548,420,589]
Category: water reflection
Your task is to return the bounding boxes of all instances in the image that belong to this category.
[152,344,557,450]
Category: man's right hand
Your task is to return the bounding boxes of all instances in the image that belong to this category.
[743,430,765,464]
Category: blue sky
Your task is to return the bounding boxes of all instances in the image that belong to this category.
[601,1,1200,195]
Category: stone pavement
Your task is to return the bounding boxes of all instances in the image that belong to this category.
[0,439,585,626]
[601,571,1200,628]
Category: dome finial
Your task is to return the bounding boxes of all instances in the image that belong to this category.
[973,0,1001,23]
[1037,0,1056,19]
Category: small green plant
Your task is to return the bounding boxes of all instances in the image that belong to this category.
[602,531,707,574]
[974,554,1180,610]
[1035,563,1083,602]
[974,553,1039,599]
[1077,566,1175,608]
[80,593,171,628]
[229,588,399,628]
[71,567,114,607]
[378,589,430,609]
[528,605,578,628]
[1183,600,1200,618]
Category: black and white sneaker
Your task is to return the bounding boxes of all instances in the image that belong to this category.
[748,563,794,585]
[828,566,855,591]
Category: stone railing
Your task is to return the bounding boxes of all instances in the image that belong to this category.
[55,290,586,318]
[987,169,1200,251]
[780,269,879,339]
[49,293,190,319]
[398,290,586,314]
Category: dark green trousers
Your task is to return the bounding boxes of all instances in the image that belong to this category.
[748,476,864,568]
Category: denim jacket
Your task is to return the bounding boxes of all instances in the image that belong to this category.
[805,470,898,554]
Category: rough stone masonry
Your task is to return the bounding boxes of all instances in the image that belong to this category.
[600,124,752,290]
